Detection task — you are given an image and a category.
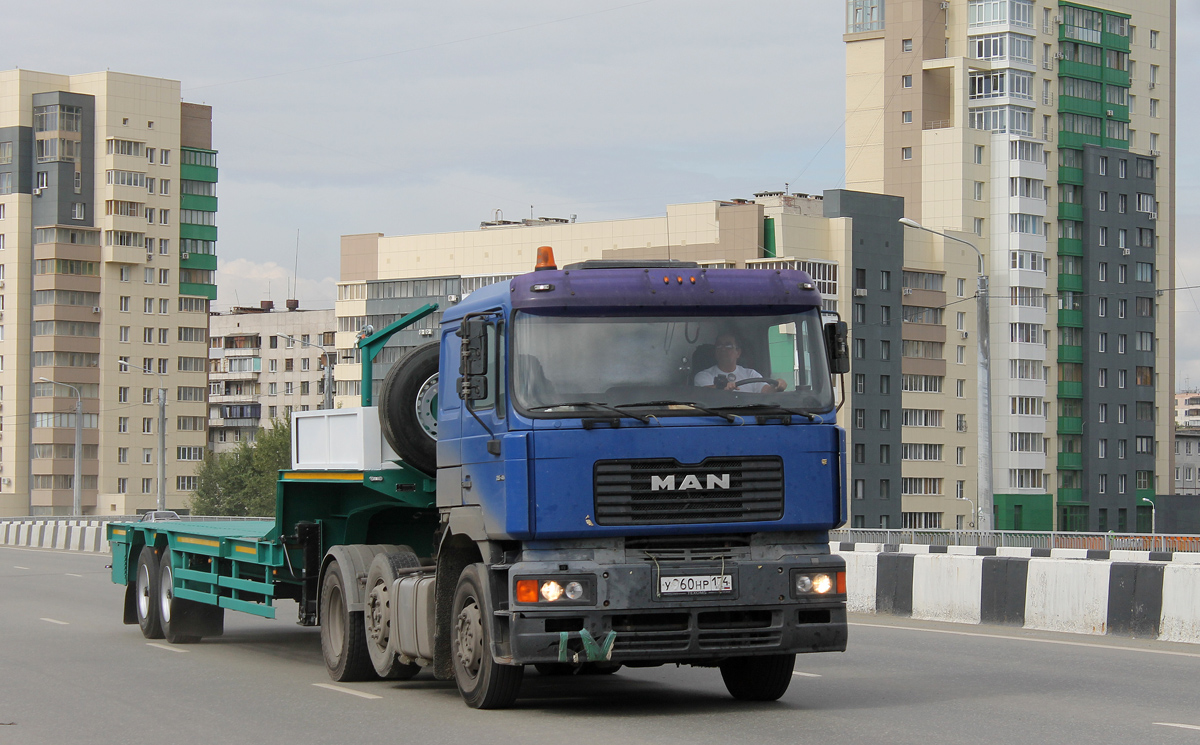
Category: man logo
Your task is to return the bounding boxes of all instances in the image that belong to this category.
[650,474,730,491]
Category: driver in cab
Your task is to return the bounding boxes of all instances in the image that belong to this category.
[694,333,787,393]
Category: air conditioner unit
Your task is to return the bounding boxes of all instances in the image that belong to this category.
[1053,52,1065,60]
[1053,14,1062,23]
[902,287,913,295]
[939,1,949,8]
[1106,110,1115,117]
[854,288,868,297]
[181,252,190,260]
[446,294,460,302]
[1148,212,1157,221]
[1148,82,1156,90]
[92,306,101,314]
[960,331,970,339]
[1122,248,1131,255]
[1149,150,1160,157]
[418,328,433,336]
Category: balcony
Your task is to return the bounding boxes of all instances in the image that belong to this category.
[1058,452,1083,470]
[1057,416,1083,434]
[1057,345,1083,364]
[1058,202,1084,221]
[1059,95,1105,118]
[1102,31,1130,53]
[1058,381,1084,398]
[209,393,258,404]
[211,370,260,382]
[1057,488,1084,504]
[1058,237,1083,256]
[1058,309,1083,327]
[1103,67,1130,87]
[1058,273,1083,293]
[224,347,261,357]
[1059,131,1102,150]
[1057,167,1083,185]
[1057,60,1102,81]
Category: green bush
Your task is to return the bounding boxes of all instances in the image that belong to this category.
[190,419,291,517]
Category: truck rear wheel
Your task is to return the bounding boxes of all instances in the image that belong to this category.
[451,564,523,709]
[365,549,422,680]
[719,654,796,701]
[321,559,376,681]
[135,545,164,639]
[378,343,439,475]
[158,548,201,644]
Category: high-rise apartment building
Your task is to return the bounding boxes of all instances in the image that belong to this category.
[208,304,336,452]
[845,0,1174,530]
[0,70,218,516]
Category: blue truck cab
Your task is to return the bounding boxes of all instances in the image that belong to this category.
[431,256,848,703]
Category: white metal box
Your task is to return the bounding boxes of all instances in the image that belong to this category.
[291,407,398,471]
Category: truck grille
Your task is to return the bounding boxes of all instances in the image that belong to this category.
[625,535,751,564]
[594,457,784,526]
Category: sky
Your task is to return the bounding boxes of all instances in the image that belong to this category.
[6,1,1198,387]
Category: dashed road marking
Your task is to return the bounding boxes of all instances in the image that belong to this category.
[850,622,1200,659]
[1155,723,1200,732]
[313,683,382,700]
[792,671,822,678]
[65,573,83,577]
[40,618,69,625]
[13,566,30,570]
[147,643,188,653]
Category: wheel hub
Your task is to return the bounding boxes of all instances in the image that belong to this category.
[136,563,151,618]
[455,599,483,678]
[414,373,439,440]
[366,583,389,646]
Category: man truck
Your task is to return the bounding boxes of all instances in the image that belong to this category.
[108,250,851,708]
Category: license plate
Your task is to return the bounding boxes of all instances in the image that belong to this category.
[659,575,733,595]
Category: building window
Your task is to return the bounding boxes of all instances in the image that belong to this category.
[902,75,913,88]
[902,111,913,124]
[902,38,913,52]
[854,409,865,429]
[902,147,913,160]
[974,182,984,201]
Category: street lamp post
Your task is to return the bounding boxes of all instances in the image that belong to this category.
[900,218,994,531]
[956,495,980,530]
[278,334,335,411]
[1140,497,1156,534]
[38,377,83,516]
[117,359,167,512]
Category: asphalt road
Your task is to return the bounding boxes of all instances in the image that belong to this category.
[4,545,1200,745]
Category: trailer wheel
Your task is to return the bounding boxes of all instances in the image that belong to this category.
[378,343,439,475]
[451,564,523,709]
[158,548,201,644]
[365,549,422,680]
[135,545,164,639]
[321,559,376,681]
[719,654,796,701]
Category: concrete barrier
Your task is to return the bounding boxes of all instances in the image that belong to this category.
[1025,558,1110,636]
[912,554,983,624]
[1160,565,1200,643]
[1,518,110,554]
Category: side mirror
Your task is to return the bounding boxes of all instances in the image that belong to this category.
[824,321,850,375]
[456,318,489,400]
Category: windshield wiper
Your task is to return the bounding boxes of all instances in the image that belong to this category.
[526,402,652,423]
[615,400,738,423]
[715,403,821,421]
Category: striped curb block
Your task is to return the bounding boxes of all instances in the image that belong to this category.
[1,520,110,553]
[833,542,1200,564]
[833,547,1200,644]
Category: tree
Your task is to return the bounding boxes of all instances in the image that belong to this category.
[190,419,291,516]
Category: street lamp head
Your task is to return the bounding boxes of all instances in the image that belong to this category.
[898,217,923,229]
[38,376,50,383]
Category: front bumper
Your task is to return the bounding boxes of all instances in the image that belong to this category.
[504,556,847,664]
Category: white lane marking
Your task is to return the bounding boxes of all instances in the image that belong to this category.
[792,671,822,678]
[40,618,69,625]
[1155,723,1200,732]
[65,573,83,578]
[147,642,188,654]
[13,566,30,570]
[313,683,382,700]
[850,622,1200,660]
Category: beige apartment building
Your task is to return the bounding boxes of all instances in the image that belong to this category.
[0,70,218,516]
[208,304,336,453]
[336,191,994,531]
[845,0,1174,531]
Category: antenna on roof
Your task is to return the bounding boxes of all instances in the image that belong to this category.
[291,229,300,303]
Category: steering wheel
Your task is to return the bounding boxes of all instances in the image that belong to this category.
[731,377,779,389]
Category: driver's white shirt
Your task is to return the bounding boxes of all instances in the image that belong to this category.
[695,364,767,390]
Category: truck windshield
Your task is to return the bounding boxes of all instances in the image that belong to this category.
[511,309,834,417]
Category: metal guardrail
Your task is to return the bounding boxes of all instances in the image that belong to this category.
[829,529,1200,553]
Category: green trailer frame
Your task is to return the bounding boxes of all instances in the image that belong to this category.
[108,304,441,623]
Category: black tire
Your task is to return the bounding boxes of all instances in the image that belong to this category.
[365,549,423,680]
[451,564,524,709]
[378,343,439,475]
[158,548,201,644]
[585,663,622,675]
[135,545,164,639]
[321,559,376,681]
[719,654,796,701]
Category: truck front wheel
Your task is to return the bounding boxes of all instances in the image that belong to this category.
[451,564,523,709]
[719,654,796,701]
[321,559,376,681]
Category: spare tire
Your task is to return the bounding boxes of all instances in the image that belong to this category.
[379,342,440,475]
